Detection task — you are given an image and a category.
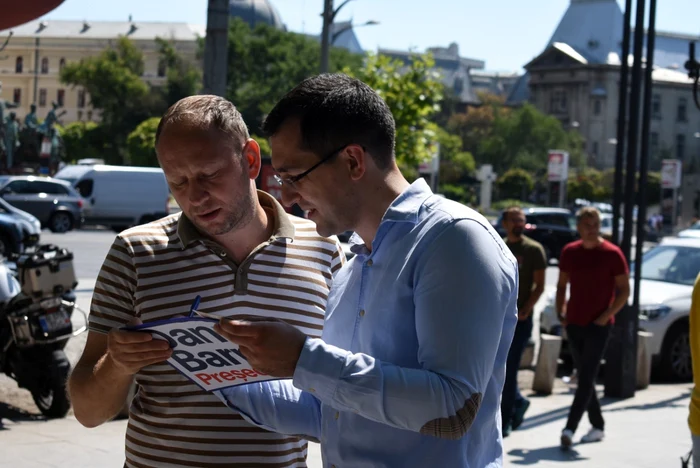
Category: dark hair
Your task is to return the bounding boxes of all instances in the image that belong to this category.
[155,95,249,148]
[502,206,524,222]
[261,73,396,169]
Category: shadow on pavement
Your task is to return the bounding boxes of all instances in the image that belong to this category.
[508,446,587,465]
[0,402,45,429]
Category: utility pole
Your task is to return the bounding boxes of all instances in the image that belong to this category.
[202,0,229,96]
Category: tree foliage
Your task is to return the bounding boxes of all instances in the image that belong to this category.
[497,168,534,200]
[57,121,107,163]
[226,19,363,133]
[347,53,443,171]
[127,117,161,167]
[60,36,200,164]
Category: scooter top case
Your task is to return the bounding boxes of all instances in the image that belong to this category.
[15,245,78,299]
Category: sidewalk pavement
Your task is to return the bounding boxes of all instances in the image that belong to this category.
[0,376,692,467]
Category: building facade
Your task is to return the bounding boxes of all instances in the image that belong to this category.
[0,20,202,125]
[509,0,700,172]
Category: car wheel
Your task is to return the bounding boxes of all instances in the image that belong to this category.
[49,212,74,233]
[659,321,692,382]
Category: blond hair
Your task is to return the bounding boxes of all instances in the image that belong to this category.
[576,206,601,223]
[155,95,250,149]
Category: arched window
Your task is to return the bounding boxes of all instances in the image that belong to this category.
[15,57,23,73]
[41,57,49,74]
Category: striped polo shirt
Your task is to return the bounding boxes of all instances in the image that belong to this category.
[88,191,344,468]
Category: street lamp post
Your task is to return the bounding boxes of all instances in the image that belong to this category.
[320,0,377,74]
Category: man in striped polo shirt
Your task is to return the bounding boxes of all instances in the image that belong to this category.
[68,95,344,467]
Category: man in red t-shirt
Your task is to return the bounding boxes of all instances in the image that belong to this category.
[556,206,629,449]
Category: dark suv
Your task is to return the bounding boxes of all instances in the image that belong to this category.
[494,207,579,261]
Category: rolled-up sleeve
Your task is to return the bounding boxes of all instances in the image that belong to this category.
[293,219,518,439]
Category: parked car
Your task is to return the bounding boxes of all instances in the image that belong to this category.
[493,207,579,261]
[677,221,700,239]
[54,164,170,232]
[0,198,41,256]
[540,236,700,381]
[0,177,84,233]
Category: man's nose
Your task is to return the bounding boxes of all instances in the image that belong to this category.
[280,183,300,208]
[188,183,209,206]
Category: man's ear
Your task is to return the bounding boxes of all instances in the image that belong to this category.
[243,139,262,180]
[343,144,368,182]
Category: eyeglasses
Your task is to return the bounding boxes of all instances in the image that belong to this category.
[273,144,348,188]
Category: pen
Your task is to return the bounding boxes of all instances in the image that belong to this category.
[188,295,202,318]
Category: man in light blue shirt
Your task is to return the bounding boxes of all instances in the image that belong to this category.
[214,74,518,467]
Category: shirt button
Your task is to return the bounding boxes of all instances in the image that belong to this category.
[334,412,339,420]
[219,251,227,257]
[359,309,365,317]
[367,259,373,266]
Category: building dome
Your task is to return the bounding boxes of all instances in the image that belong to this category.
[229,0,285,30]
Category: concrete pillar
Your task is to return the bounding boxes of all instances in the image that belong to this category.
[532,334,562,394]
[636,330,653,390]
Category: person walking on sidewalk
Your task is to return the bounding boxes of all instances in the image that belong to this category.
[556,206,629,449]
[687,272,700,467]
[500,206,547,437]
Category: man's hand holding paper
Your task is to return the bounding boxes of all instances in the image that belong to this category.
[214,318,307,378]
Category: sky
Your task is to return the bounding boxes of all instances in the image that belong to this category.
[36,0,700,72]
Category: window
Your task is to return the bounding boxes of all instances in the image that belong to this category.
[59,58,66,71]
[550,90,567,114]
[12,88,20,105]
[652,94,661,119]
[650,132,659,155]
[77,89,86,108]
[33,181,69,195]
[75,179,94,198]
[15,56,23,73]
[677,98,688,122]
[41,57,49,74]
[57,89,65,107]
[593,99,602,116]
[677,134,686,160]
[77,110,83,120]
[39,89,47,107]
[87,110,93,121]
[4,180,31,194]
[592,141,599,156]
[157,59,167,78]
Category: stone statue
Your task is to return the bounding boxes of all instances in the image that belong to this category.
[0,81,19,157]
[4,111,19,169]
[24,104,38,130]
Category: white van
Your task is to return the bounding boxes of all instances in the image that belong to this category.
[54,164,170,231]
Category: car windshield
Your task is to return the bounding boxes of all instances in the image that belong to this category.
[638,245,700,285]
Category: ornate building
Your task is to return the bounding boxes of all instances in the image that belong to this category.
[507,0,699,173]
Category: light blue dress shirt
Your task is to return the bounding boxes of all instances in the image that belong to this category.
[218,179,518,467]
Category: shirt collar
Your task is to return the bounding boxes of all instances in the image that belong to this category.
[382,178,434,224]
[177,190,295,248]
[348,178,434,249]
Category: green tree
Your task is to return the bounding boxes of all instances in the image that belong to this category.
[434,125,475,182]
[156,38,202,107]
[226,19,363,133]
[127,117,161,167]
[479,103,585,175]
[447,92,509,158]
[57,121,107,162]
[347,53,444,171]
[60,37,154,164]
[497,168,534,200]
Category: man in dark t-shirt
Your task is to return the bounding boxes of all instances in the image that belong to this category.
[500,207,547,437]
[556,206,629,449]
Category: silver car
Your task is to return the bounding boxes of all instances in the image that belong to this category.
[0,176,85,233]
